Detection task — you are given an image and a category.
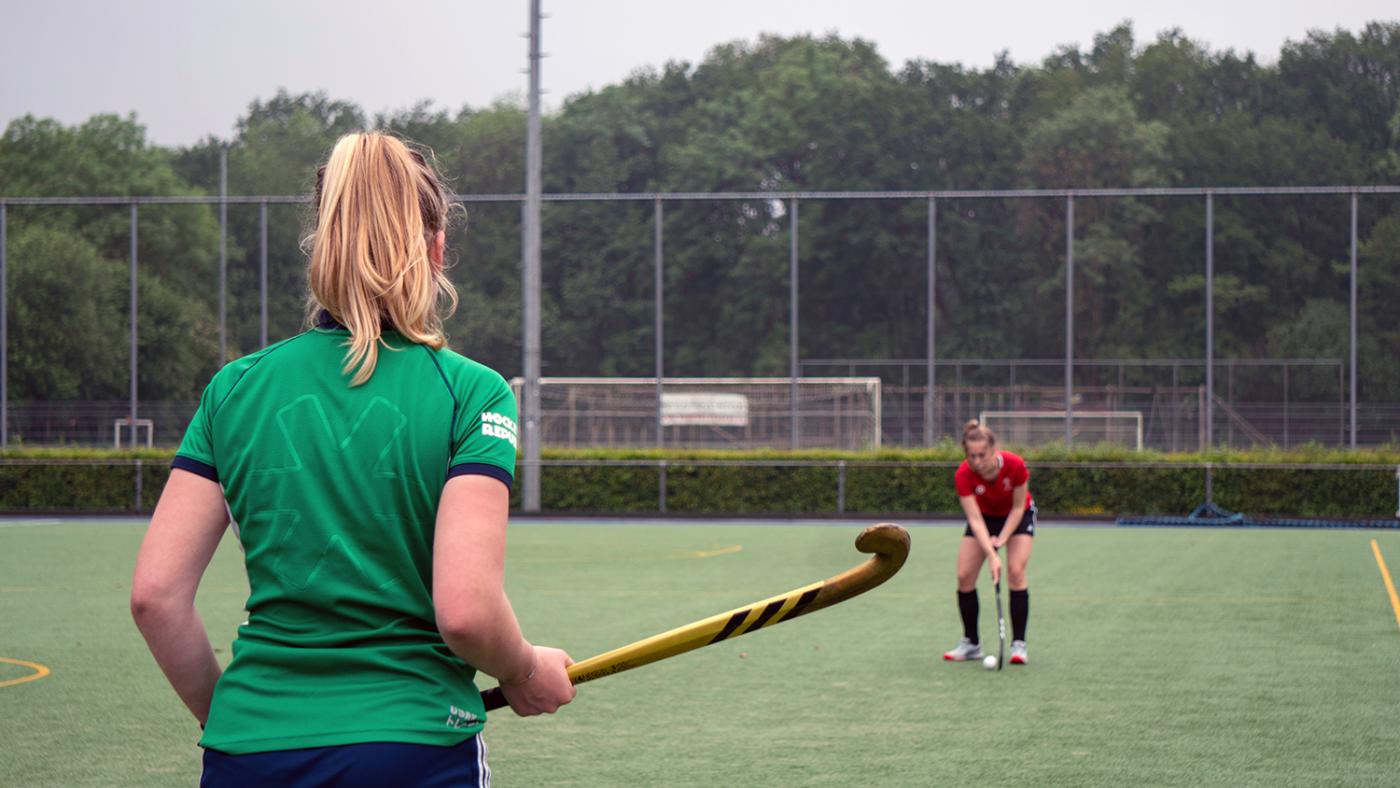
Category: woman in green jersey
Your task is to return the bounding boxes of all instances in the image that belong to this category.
[132,132,573,786]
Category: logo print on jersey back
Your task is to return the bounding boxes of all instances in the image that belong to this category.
[245,394,410,620]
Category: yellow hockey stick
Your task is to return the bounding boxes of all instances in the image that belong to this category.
[480,522,910,711]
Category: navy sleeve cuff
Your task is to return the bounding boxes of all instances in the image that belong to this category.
[171,455,219,483]
[446,462,513,491]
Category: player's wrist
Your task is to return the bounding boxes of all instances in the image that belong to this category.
[501,647,539,687]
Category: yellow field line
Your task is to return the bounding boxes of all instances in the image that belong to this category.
[1371,540,1400,632]
[691,545,743,559]
[0,657,51,689]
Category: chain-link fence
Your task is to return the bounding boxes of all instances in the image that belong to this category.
[3,186,1399,450]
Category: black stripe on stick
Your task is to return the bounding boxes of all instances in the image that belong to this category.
[709,611,750,644]
[743,600,786,634]
[782,588,821,621]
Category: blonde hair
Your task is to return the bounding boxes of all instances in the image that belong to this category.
[961,419,998,450]
[305,132,459,385]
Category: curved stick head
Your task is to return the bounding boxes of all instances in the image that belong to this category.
[855,522,910,573]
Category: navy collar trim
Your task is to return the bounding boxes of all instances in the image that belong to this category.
[315,309,403,334]
[314,310,346,330]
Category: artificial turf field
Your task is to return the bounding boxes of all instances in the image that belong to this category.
[2,518,1398,787]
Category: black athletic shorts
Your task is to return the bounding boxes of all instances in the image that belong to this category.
[963,504,1037,539]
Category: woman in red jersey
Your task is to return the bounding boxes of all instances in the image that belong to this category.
[942,419,1035,666]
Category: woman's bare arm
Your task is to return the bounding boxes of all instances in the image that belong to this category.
[131,470,229,726]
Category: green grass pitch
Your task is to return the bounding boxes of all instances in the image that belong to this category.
[2,519,1397,786]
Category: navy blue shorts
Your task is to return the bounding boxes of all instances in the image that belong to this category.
[201,735,489,787]
[963,505,1037,539]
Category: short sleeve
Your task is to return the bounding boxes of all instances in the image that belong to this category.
[446,374,518,489]
[954,463,976,496]
[1010,456,1029,487]
[172,381,219,482]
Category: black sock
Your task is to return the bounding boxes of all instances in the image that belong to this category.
[957,590,979,643]
[1010,588,1029,642]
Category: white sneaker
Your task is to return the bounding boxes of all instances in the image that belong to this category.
[1010,640,1028,665]
[942,637,983,662]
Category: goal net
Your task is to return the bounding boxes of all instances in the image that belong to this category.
[511,377,882,450]
[978,410,1144,449]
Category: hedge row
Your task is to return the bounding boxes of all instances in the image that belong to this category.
[6,447,1394,519]
[0,461,167,512]
[515,463,1395,518]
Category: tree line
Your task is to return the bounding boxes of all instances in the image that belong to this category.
[1,22,1398,406]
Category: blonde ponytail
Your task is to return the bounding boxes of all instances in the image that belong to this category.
[305,132,459,385]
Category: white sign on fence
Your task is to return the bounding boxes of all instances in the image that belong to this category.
[661,393,750,427]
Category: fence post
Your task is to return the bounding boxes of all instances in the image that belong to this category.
[130,201,140,508]
[789,197,799,450]
[259,199,269,348]
[1205,191,1214,448]
[1349,191,1358,448]
[926,196,936,446]
[1065,194,1075,448]
[654,197,664,448]
[219,148,227,366]
[129,202,139,453]
[0,200,6,448]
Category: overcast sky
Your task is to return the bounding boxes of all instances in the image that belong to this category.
[1,0,1394,148]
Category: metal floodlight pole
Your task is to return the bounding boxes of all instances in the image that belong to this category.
[789,197,799,450]
[1064,195,1074,449]
[654,197,664,447]
[1205,192,1214,448]
[259,199,269,348]
[0,201,6,448]
[1349,191,1358,448]
[521,0,544,511]
[219,148,227,366]
[926,196,936,446]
